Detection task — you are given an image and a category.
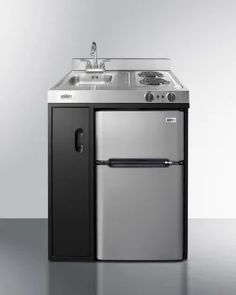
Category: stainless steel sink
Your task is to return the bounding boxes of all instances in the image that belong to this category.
[69,73,112,85]
[53,71,131,90]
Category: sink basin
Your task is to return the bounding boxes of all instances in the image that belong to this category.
[69,73,112,85]
[53,71,131,90]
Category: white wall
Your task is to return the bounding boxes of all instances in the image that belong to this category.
[0,0,235,218]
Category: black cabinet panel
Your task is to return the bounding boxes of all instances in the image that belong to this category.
[51,108,90,258]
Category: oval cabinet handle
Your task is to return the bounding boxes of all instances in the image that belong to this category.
[74,128,84,153]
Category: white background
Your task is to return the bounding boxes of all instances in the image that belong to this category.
[0,0,235,218]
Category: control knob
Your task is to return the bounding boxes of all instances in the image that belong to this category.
[167,92,176,102]
[144,92,154,102]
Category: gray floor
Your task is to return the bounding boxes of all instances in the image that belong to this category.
[0,220,235,295]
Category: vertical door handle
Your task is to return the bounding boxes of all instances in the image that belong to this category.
[75,128,84,153]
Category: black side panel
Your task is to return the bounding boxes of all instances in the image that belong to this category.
[51,108,90,258]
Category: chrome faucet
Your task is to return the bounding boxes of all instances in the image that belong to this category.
[81,42,110,73]
[90,42,98,68]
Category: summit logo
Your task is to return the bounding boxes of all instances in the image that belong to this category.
[61,94,72,99]
[165,117,177,123]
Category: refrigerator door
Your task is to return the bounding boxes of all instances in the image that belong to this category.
[96,111,184,260]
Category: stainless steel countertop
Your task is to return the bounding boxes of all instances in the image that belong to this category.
[51,71,183,91]
[48,59,189,104]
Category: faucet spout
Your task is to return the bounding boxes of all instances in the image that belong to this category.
[90,42,97,67]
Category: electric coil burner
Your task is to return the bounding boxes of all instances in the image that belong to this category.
[138,71,164,78]
[139,77,170,85]
[138,71,170,86]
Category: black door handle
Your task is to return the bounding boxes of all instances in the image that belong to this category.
[74,128,84,153]
[96,159,184,168]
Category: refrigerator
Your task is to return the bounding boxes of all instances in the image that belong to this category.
[96,110,184,260]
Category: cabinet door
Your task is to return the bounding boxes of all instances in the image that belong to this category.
[50,107,91,258]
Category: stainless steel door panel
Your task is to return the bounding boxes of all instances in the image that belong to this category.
[97,165,183,260]
[96,111,183,160]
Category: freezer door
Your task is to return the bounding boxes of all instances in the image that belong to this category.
[96,111,183,160]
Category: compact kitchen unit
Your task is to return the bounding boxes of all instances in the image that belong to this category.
[48,42,189,261]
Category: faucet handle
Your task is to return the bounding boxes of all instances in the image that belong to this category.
[79,58,110,72]
[99,58,110,70]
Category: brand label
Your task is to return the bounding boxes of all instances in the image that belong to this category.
[166,117,177,123]
[61,94,72,99]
